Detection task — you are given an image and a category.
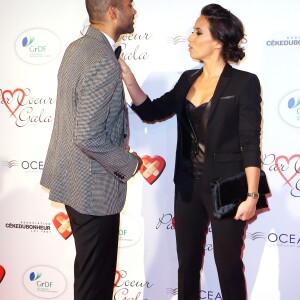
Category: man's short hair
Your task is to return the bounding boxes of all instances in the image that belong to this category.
[86,0,122,22]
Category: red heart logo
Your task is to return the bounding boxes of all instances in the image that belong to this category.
[52,212,72,240]
[0,265,5,283]
[114,270,121,286]
[171,217,176,229]
[275,154,300,187]
[140,155,166,184]
[1,89,25,118]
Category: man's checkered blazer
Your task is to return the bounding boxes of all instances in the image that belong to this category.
[40,27,138,216]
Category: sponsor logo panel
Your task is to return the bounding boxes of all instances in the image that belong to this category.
[16,28,61,65]
[247,231,300,248]
[2,159,44,173]
[52,212,72,240]
[262,153,300,197]
[266,36,300,47]
[0,87,55,127]
[114,269,154,300]
[23,265,67,298]
[166,287,222,299]
[279,90,300,128]
[119,214,142,248]
[5,221,51,234]
[140,155,166,184]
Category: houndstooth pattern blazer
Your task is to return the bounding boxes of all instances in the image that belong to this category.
[40,27,138,216]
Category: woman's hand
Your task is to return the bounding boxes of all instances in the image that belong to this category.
[234,197,257,221]
[234,166,260,221]
[118,58,138,88]
[119,58,131,75]
[117,58,147,105]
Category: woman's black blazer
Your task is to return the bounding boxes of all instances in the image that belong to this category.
[131,63,262,183]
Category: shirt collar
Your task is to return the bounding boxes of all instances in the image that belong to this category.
[101,31,116,50]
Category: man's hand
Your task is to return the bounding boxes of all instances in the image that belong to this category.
[131,151,143,175]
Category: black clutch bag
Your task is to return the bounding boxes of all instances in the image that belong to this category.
[210,170,270,219]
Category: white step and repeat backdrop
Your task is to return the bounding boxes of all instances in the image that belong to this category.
[1,0,300,299]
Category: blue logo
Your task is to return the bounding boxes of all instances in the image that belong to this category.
[288,96,300,109]
[279,91,300,127]
[22,36,35,47]
[29,272,42,281]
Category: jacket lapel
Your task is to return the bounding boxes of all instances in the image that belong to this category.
[179,64,232,144]
[207,63,233,121]
[178,69,203,136]
[179,68,203,108]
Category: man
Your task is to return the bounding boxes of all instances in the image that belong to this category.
[40,0,139,299]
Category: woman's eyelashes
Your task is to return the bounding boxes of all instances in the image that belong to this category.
[192,30,202,36]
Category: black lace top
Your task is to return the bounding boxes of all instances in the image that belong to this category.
[177,100,208,179]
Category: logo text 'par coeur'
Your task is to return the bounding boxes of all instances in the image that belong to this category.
[16,28,61,65]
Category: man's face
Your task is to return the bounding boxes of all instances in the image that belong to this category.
[116,0,137,35]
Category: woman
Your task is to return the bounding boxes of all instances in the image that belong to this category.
[121,4,262,300]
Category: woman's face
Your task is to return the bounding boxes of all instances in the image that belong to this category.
[188,15,222,62]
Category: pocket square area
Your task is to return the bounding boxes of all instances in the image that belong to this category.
[220,95,235,100]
